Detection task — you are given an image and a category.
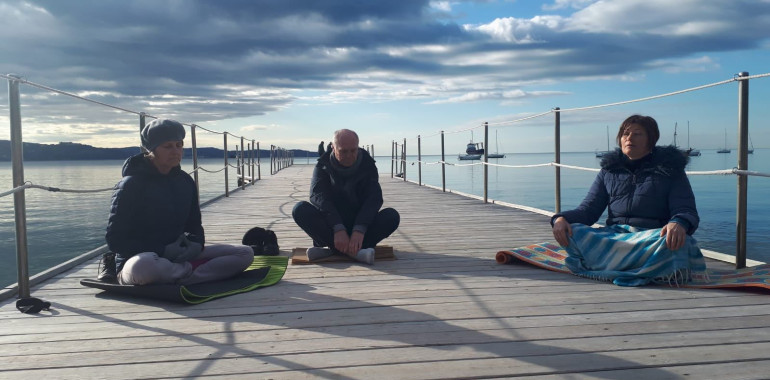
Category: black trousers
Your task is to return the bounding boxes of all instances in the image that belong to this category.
[292,201,400,249]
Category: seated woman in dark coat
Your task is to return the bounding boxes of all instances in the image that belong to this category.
[105,119,254,285]
[551,114,706,286]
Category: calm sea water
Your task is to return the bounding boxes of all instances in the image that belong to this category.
[2,150,769,287]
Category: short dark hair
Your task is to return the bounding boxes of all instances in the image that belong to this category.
[616,114,659,148]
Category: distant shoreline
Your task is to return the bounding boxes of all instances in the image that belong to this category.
[0,140,318,162]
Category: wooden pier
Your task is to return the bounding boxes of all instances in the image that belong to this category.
[2,165,770,379]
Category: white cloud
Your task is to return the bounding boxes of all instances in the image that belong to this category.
[429,1,452,12]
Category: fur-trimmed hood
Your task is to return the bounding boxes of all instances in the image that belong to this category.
[600,145,689,174]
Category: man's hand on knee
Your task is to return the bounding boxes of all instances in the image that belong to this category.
[334,230,353,256]
[348,231,364,255]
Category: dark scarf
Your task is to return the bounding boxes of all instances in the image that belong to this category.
[329,151,363,177]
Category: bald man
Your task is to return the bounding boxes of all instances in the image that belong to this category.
[292,129,400,264]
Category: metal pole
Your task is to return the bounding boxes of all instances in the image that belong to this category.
[441,131,446,192]
[736,72,749,269]
[417,135,422,186]
[240,137,245,190]
[236,144,241,186]
[484,122,489,203]
[247,141,251,184]
[224,134,229,197]
[251,139,256,184]
[191,124,200,205]
[8,75,30,299]
[554,107,561,213]
[391,141,395,178]
[257,141,261,180]
[402,138,407,182]
[139,113,147,153]
[270,145,275,175]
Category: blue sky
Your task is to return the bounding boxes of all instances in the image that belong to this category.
[1,0,769,155]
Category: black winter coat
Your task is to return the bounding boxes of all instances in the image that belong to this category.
[553,145,699,234]
[105,153,204,270]
[310,148,383,232]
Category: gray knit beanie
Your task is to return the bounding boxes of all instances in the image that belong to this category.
[141,119,186,152]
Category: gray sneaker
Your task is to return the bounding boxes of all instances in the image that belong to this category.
[306,247,333,261]
[355,248,375,265]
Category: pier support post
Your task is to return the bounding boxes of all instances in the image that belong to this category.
[736,72,749,268]
[554,107,561,213]
[418,135,422,186]
[8,75,31,300]
[484,122,489,203]
[257,142,261,180]
[441,131,446,192]
[191,124,200,205]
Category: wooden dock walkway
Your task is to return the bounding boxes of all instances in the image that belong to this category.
[2,165,770,379]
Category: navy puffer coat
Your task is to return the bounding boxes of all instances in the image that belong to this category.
[553,145,699,234]
[310,148,383,232]
[105,153,204,270]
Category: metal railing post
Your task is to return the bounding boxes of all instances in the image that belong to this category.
[441,131,446,192]
[736,72,749,268]
[139,113,147,153]
[224,133,229,197]
[240,137,245,190]
[191,124,200,204]
[270,145,275,175]
[554,107,561,213]
[484,122,489,203]
[391,141,395,178]
[417,135,422,186]
[402,138,407,182]
[257,142,261,180]
[249,140,254,184]
[8,75,31,299]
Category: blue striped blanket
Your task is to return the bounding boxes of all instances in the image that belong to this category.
[564,224,707,287]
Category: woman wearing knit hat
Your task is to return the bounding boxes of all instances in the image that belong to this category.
[102,119,254,285]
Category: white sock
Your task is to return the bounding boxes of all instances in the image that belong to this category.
[306,247,333,261]
[355,248,375,265]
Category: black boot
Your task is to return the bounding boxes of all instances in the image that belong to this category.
[97,252,117,283]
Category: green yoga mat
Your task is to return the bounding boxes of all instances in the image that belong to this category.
[81,255,289,304]
[497,242,770,290]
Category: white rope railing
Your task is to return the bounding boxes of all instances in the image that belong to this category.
[0,182,118,198]
[398,157,770,178]
[0,164,245,199]
[190,166,227,174]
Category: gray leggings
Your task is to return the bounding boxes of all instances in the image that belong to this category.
[118,244,254,286]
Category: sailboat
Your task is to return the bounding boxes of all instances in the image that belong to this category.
[595,125,611,157]
[749,133,754,154]
[488,130,505,158]
[685,121,701,156]
[717,129,731,153]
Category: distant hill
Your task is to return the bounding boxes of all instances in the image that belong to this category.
[0,140,317,161]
